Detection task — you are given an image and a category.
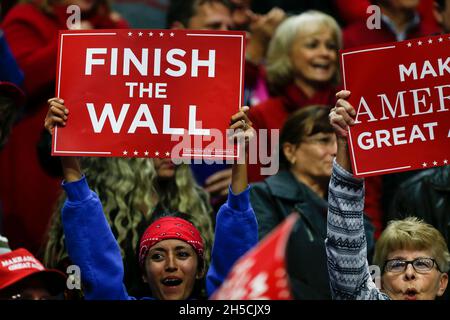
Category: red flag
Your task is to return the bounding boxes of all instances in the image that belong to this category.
[211,214,298,300]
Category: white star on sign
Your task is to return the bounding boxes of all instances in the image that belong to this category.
[155,151,159,156]
[422,162,427,167]
[444,160,448,164]
[433,161,438,166]
[144,151,149,156]
[149,32,153,36]
[128,32,132,36]
[123,150,128,155]
[428,39,433,44]
[407,42,412,47]
[159,32,164,37]
[165,152,170,156]
[134,151,139,156]
[439,37,444,42]
[418,41,423,46]
[138,32,143,36]
[170,32,175,37]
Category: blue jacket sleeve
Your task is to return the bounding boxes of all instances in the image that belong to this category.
[206,186,258,297]
[62,176,131,300]
[0,29,24,86]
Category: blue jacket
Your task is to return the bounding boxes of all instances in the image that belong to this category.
[62,176,258,300]
[0,29,23,86]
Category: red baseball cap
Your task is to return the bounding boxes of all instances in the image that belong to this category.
[0,248,67,293]
[0,81,25,107]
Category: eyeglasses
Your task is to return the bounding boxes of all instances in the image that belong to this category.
[383,257,441,274]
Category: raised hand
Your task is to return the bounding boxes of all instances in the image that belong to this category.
[45,97,68,135]
[228,106,253,194]
[329,90,356,172]
[329,90,356,139]
[44,97,81,182]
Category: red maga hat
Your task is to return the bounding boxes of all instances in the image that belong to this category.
[0,248,66,293]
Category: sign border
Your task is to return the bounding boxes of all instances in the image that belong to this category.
[54,31,245,159]
[341,44,413,176]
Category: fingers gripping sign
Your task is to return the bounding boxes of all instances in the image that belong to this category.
[45,97,69,134]
[330,90,356,138]
[228,106,255,150]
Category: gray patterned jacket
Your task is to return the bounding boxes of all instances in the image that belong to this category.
[325,159,390,300]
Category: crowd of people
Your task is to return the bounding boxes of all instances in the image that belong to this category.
[0,0,449,300]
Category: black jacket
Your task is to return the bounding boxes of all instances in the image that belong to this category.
[250,170,374,299]
[389,166,450,249]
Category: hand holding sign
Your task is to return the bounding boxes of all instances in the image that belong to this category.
[330,90,356,138]
[45,98,82,183]
[340,34,450,177]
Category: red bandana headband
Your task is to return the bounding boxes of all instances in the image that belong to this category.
[138,217,204,267]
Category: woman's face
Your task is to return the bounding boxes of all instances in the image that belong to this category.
[154,158,176,179]
[290,27,338,86]
[142,239,202,300]
[63,0,97,12]
[381,249,448,300]
[284,132,337,181]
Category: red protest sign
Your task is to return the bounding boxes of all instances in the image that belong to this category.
[52,29,245,159]
[341,34,450,177]
[211,213,297,300]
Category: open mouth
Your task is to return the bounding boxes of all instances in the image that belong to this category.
[312,63,330,70]
[404,288,418,300]
[161,278,183,287]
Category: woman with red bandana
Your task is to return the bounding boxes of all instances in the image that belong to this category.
[44,99,257,300]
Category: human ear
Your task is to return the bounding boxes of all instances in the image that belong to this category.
[196,260,206,279]
[142,273,148,284]
[436,272,448,296]
[282,142,297,165]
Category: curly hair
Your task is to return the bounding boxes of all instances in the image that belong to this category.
[156,164,214,260]
[44,158,155,266]
[43,158,214,290]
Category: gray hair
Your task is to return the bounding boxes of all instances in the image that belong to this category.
[266,10,342,93]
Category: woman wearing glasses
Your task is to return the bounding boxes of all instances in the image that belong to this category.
[327,90,449,300]
[250,105,375,299]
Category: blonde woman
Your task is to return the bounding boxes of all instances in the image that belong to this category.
[327,90,449,300]
[247,10,342,182]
